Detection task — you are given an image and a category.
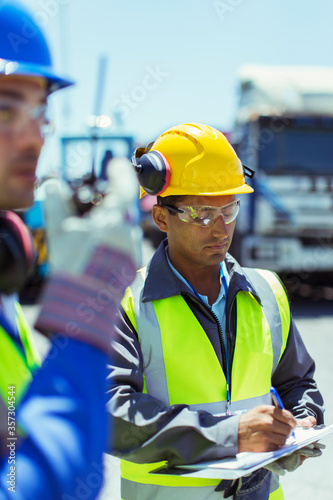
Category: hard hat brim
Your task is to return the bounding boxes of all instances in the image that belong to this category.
[140,182,254,198]
[0,61,74,94]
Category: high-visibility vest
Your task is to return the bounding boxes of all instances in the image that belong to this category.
[0,302,41,405]
[120,268,289,500]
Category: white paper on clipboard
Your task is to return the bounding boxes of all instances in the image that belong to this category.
[165,424,333,480]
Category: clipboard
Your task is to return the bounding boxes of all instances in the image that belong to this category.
[151,424,333,480]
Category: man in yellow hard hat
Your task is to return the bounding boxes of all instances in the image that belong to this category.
[107,123,324,500]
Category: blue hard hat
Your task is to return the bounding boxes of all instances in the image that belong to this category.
[0,1,73,93]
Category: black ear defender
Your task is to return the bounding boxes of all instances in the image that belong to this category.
[0,211,36,295]
[131,141,171,196]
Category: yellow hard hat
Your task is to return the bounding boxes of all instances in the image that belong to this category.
[132,123,254,198]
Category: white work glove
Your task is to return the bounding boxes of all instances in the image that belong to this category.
[35,158,141,354]
[264,442,326,476]
[45,157,141,273]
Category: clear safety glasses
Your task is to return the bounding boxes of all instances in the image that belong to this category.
[162,199,240,228]
[0,97,53,137]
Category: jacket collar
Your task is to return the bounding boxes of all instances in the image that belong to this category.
[141,239,261,305]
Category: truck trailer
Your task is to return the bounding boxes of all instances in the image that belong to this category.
[230,65,333,295]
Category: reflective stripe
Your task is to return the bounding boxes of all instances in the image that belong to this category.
[270,472,280,494]
[121,461,220,487]
[121,478,221,500]
[136,300,170,405]
[126,271,171,403]
[245,269,290,374]
[15,303,41,371]
[189,392,271,414]
[255,269,290,368]
[121,474,282,499]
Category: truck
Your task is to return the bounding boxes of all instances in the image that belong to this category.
[230,65,333,296]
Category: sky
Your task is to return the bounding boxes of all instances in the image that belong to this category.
[18,0,333,178]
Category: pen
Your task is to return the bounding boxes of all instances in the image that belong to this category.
[270,386,296,439]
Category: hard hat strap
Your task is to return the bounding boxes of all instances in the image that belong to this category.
[243,164,255,179]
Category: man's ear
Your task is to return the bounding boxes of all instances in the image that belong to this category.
[152,205,169,233]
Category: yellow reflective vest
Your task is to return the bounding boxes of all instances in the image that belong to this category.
[0,301,41,405]
[120,267,289,500]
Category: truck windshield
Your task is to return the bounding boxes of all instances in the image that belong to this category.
[258,119,333,175]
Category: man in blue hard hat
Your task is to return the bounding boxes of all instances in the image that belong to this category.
[0,2,139,498]
[0,0,72,210]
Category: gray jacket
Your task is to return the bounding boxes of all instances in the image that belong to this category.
[106,239,324,466]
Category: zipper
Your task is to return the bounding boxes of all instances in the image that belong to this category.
[225,296,237,413]
[210,309,231,415]
[211,294,237,415]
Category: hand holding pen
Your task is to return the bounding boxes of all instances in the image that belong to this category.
[238,396,297,453]
[265,387,324,475]
[270,386,317,434]
[270,386,296,439]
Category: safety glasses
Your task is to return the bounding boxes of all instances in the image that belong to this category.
[161,199,240,228]
[0,97,53,137]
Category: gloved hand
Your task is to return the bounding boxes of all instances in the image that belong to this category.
[264,442,326,476]
[45,157,141,273]
[35,157,141,354]
[296,441,326,458]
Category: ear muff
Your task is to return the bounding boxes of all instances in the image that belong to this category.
[0,211,35,295]
[132,142,171,196]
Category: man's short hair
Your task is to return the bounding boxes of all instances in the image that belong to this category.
[157,195,188,210]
